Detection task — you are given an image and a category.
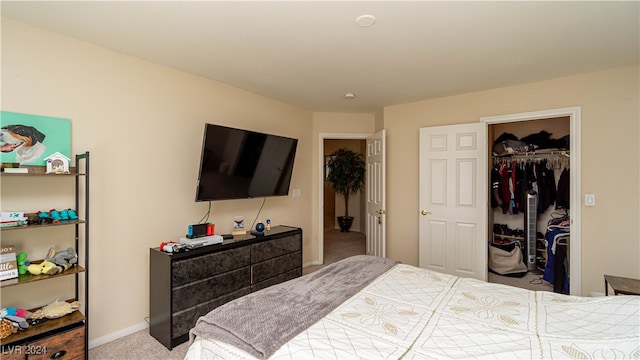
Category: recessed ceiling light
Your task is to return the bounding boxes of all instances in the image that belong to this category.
[355,15,376,28]
[344,93,356,100]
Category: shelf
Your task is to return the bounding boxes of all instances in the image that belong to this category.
[1,266,85,288]
[0,307,84,345]
[1,219,85,232]
[0,166,84,176]
[493,150,570,158]
[492,233,544,241]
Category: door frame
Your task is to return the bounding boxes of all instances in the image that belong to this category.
[480,106,581,295]
[318,133,371,264]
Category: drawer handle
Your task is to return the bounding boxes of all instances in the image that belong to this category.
[51,350,67,359]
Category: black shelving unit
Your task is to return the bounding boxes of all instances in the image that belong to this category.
[0,152,90,359]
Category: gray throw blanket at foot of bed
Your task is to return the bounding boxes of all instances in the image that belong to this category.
[189,255,400,359]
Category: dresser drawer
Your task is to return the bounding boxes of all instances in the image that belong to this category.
[172,286,251,338]
[252,251,302,284]
[251,234,301,263]
[253,267,301,292]
[172,246,250,286]
[27,325,85,360]
[172,266,250,312]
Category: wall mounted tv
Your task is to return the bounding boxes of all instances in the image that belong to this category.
[195,123,298,202]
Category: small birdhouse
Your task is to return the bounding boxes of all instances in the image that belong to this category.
[45,152,71,174]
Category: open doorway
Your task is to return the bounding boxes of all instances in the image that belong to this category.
[317,135,368,268]
[323,138,366,265]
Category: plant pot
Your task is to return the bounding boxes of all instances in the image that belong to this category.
[337,216,354,232]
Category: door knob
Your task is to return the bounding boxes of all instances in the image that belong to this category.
[376,209,387,215]
[421,210,431,215]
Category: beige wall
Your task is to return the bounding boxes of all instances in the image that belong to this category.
[383,65,640,296]
[1,19,314,343]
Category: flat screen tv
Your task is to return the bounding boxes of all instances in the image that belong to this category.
[195,123,298,201]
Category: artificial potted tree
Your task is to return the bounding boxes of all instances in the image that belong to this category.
[326,148,366,232]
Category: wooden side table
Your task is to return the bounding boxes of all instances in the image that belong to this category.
[604,274,640,296]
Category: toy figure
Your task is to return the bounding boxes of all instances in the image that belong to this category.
[16,252,29,275]
[45,247,77,272]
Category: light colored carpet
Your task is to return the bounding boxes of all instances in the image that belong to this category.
[489,270,554,292]
[89,328,188,360]
[304,228,366,275]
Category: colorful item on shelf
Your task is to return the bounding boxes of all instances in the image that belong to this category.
[0,212,28,228]
[44,152,71,174]
[25,247,77,276]
[45,247,77,273]
[0,319,17,339]
[34,210,54,224]
[27,261,59,276]
[0,307,32,336]
[66,208,78,220]
[30,209,79,224]
[16,252,30,275]
[49,209,61,222]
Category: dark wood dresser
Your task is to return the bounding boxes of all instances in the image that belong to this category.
[149,225,302,349]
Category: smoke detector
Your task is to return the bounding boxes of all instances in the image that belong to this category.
[356,15,376,28]
[344,93,356,100]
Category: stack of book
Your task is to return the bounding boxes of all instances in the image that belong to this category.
[0,212,28,228]
[1,162,28,173]
[2,167,28,173]
[0,245,18,281]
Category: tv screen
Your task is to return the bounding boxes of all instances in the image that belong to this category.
[195,123,298,201]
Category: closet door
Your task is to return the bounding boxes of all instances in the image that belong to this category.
[419,123,488,280]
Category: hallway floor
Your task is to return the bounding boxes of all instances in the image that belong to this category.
[303,227,366,275]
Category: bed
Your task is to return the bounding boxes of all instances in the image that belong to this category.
[186,255,640,359]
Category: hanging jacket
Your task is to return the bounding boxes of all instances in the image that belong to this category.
[536,160,556,213]
[499,163,511,214]
[491,166,503,208]
[556,168,570,210]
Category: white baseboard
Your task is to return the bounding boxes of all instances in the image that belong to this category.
[89,321,149,349]
[303,260,322,268]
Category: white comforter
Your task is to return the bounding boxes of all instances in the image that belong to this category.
[186,264,640,359]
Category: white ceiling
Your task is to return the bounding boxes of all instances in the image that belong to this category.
[2,1,639,113]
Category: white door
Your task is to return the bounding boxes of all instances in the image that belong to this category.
[418,123,488,280]
[366,130,385,257]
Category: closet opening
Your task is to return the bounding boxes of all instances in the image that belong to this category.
[487,116,571,293]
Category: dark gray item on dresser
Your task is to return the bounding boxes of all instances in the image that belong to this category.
[149,225,302,350]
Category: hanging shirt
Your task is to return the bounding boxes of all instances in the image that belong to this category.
[556,168,570,210]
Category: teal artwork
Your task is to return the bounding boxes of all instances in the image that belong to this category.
[0,111,71,165]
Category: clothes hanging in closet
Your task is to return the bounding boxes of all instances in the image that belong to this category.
[536,160,557,213]
[543,214,570,294]
[556,168,570,210]
[491,157,567,215]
